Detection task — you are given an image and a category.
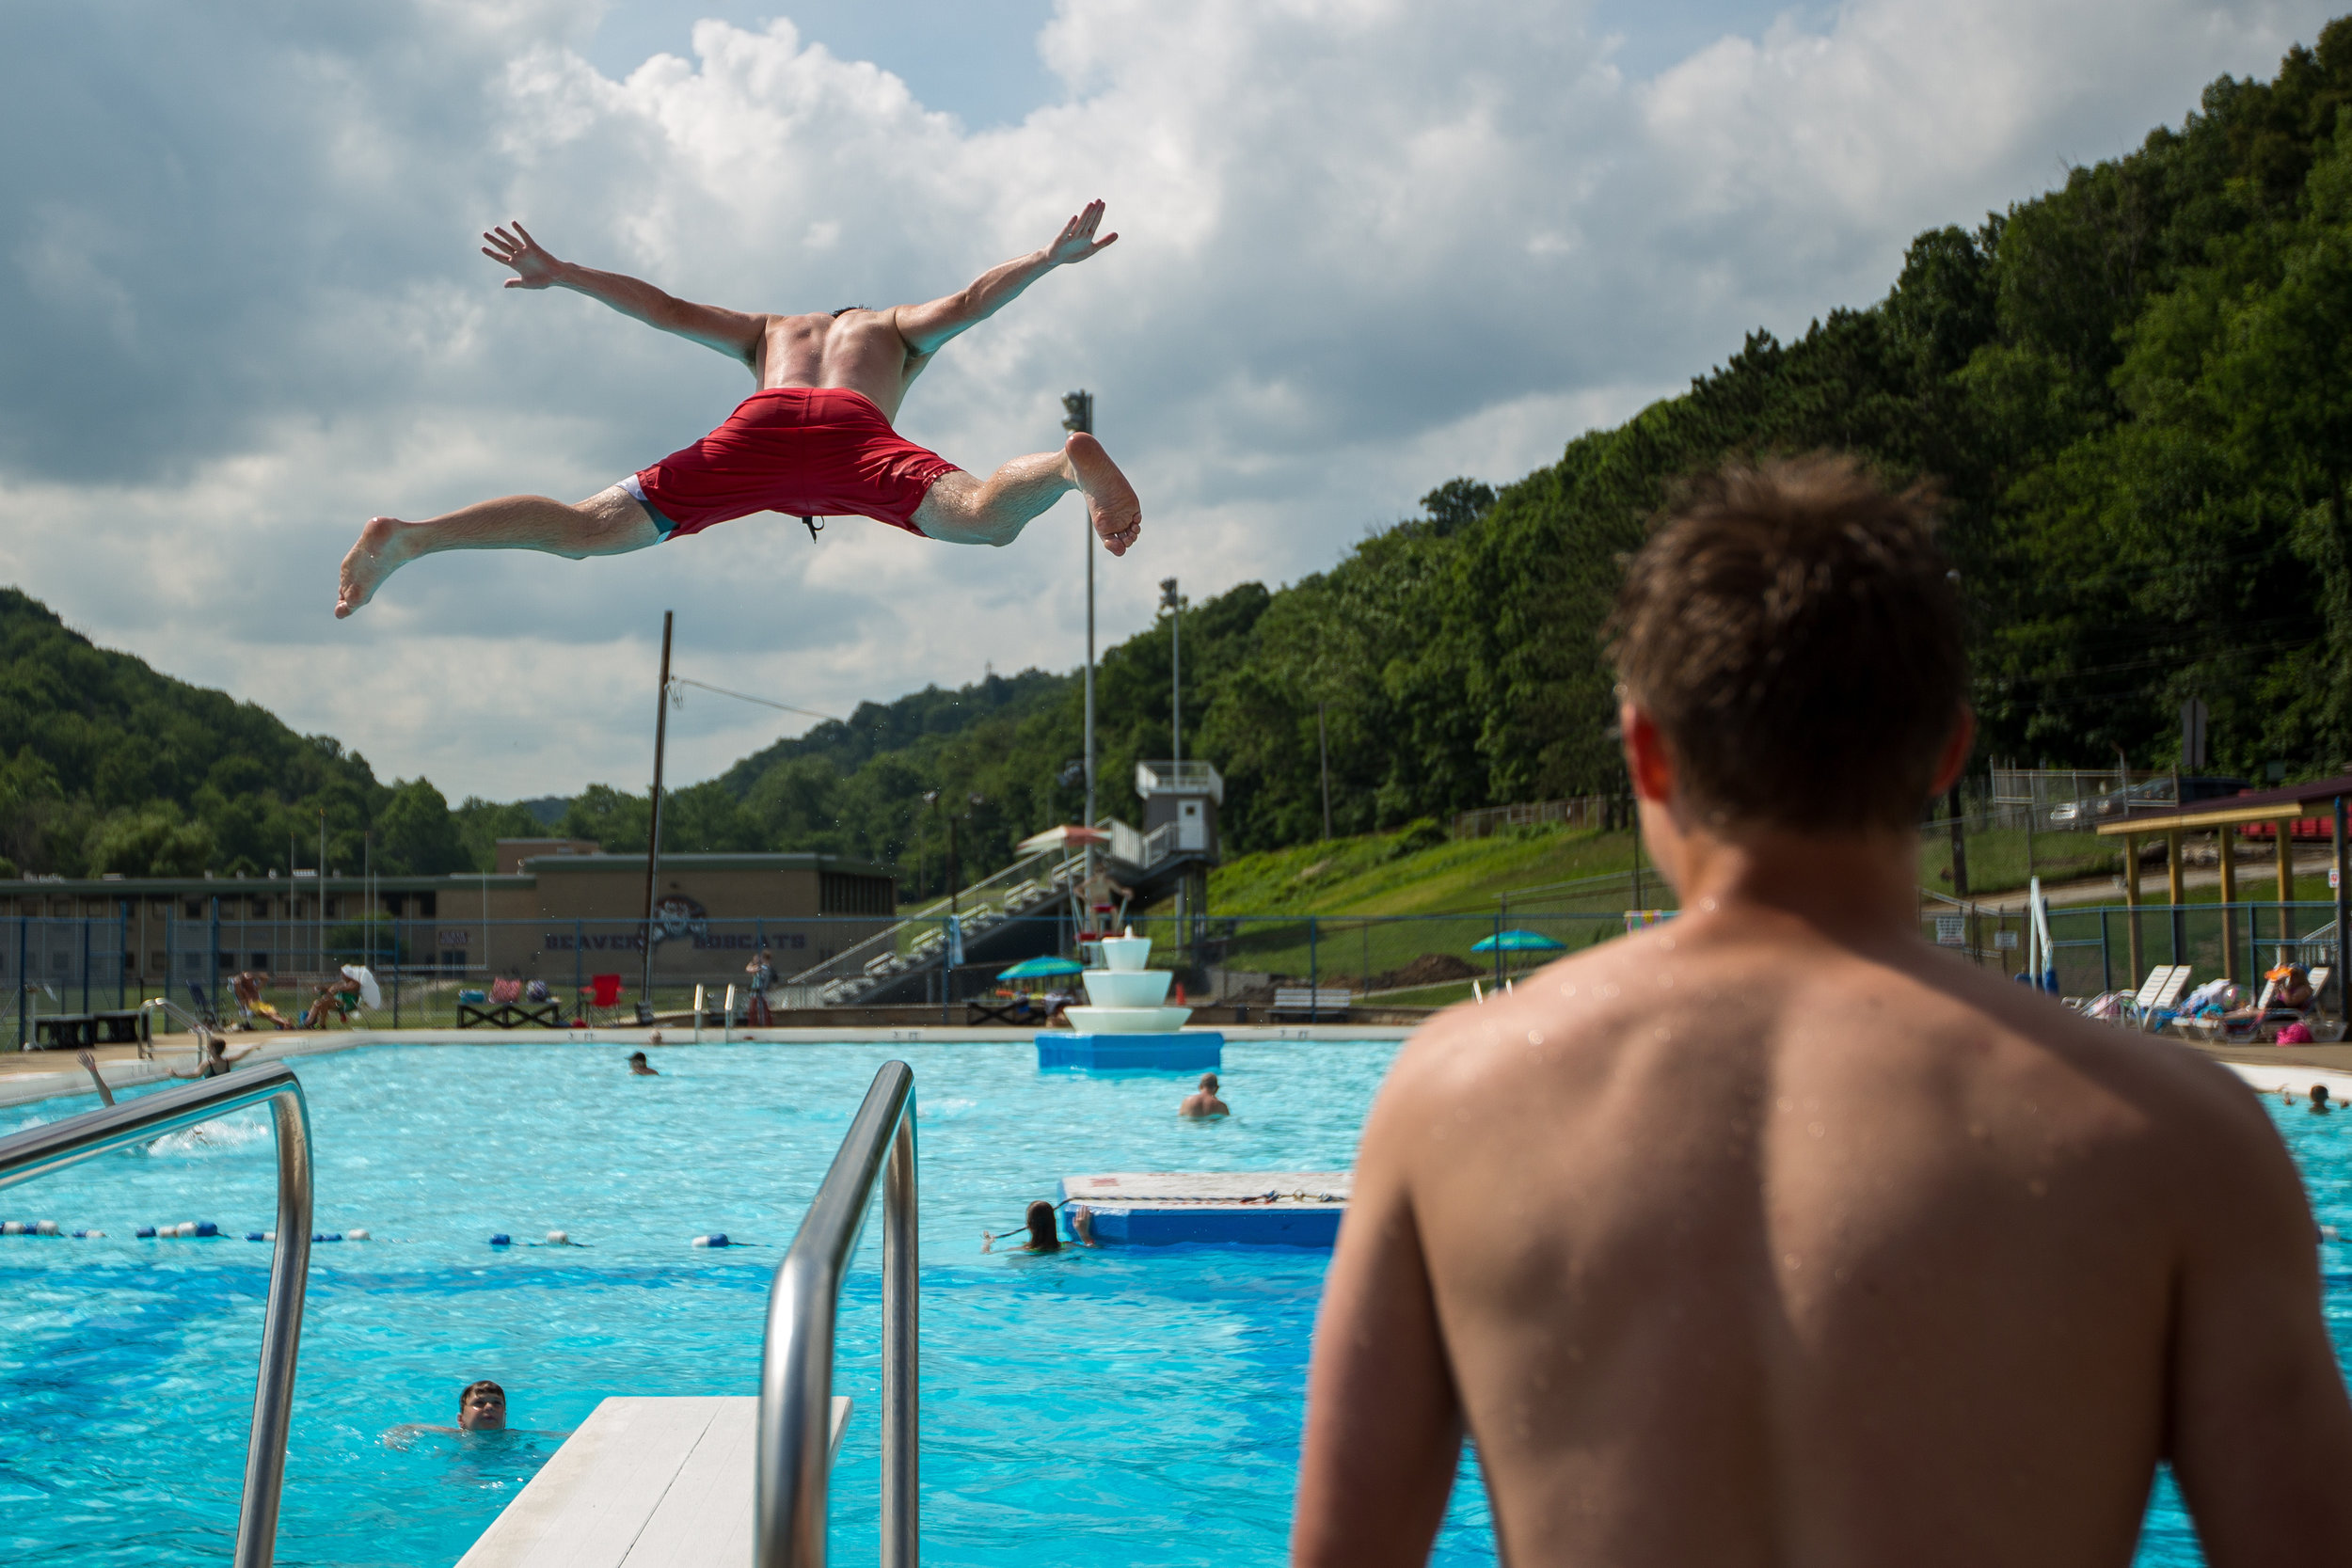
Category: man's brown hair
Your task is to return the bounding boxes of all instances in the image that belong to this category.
[459,1379,503,1411]
[1605,453,1966,832]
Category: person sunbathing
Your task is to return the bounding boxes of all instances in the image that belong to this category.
[336,203,1139,616]
[300,973,362,1030]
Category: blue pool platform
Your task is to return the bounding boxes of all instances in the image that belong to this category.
[1058,1170,1349,1246]
[1036,1032,1224,1071]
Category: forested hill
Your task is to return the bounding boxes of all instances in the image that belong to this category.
[0,587,437,878]
[13,23,2352,891]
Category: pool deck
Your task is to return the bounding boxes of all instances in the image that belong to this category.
[455,1394,849,1568]
[0,1024,1414,1108]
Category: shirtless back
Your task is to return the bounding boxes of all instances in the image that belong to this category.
[751,309,931,423]
[1294,458,2352,1567]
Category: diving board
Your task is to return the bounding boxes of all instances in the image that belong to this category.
[1058,1170,1351,1246]
[456,1395,849,1568]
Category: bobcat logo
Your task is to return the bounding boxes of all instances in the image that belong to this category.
[650,894,709,945]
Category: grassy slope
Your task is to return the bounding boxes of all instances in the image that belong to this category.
[1204,823,1658,917]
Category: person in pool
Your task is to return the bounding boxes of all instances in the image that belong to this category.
[1292,455,2352,1567]
[334,204,1141,619]
[982,1200,1093,1253]
[2314,1085,2335,1115]
[627,1051,659,1076]
[1178,1072,1230,1118]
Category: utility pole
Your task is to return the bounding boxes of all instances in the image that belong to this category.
[1063,390,1097,927]
[1161,577,1181,767]
[639,610,675,1023]
[1318,703,1333,840]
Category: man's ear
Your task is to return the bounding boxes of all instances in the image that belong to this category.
[1622,702,1676,804]
[1929,706,1977,797]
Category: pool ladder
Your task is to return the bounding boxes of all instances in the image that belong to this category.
[0,1063,314,1568]
[0,1057,916,1568]
[760,1058,920,1567]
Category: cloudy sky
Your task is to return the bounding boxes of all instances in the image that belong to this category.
[0,0,2333,801]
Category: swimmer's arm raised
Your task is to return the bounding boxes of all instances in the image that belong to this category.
[482,222,769,367]
[2163,1077,2352,1560]
[1292,1074,1461,1568]
[893,199,1117,356]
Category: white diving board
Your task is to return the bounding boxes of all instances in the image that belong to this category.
[457,1395,849,1568]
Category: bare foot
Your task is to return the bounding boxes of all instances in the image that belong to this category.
[1065,433,1141,556]
[337,516,408,619]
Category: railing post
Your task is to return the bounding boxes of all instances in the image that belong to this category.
[0,1065,313,1568]
[82,917,91,1016]
[758,1061,918,1568]
[881,1110,919,1568]
[20,912,29,1051]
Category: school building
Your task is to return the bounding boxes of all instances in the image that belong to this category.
[0,840,898,1000]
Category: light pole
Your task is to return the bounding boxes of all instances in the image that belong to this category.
[1160,577,1181,767]
[1063,390,1096,929]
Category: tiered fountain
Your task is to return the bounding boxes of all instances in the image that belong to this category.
[1037,927,1223,1070]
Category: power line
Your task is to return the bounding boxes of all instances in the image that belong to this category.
[669,675,842,725]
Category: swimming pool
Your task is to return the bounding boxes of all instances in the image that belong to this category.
[0,1041,2341,1566]
[0,1040,1490,1567]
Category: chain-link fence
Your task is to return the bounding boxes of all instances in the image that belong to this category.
[1916,899,2343,1000]
[14,895,2343,1043]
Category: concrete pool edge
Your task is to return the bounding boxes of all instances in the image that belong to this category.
[0,1025,1414,1108]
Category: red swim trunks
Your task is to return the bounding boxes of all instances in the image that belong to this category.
[627,386,960,539]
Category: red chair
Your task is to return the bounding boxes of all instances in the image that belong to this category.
[579,973,626,1025]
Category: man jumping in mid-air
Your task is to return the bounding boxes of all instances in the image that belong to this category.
[336,200,1139,617]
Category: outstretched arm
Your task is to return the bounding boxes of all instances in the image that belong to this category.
[483,222,770,369]
[892,199,1118,356]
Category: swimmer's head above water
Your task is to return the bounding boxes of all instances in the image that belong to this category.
[832,305,869,317]
[458,1380,506,1431]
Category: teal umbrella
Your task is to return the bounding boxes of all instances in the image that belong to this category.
[998,955,1085,980]
[1471,929,1567,954]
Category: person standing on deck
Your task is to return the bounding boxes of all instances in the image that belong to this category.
[1293,456,2352,1566]
[336,202,1140,616]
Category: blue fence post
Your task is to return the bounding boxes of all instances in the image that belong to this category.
[81,918,90,1016]
[118,902,128,1010]
[210,896,221,1021]
[392,918,402,1030]
[15,914,25,1050]
[574,920,585,1022]
[2099,908,2111,994]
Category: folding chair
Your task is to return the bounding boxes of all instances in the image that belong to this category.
[579,973,626,1026]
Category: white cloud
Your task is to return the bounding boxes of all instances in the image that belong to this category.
[0,0,2333,798]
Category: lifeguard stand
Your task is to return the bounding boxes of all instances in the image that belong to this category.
[1135,760,1222,860]
[1135,761,1221,962]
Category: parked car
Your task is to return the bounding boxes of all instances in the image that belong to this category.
[2048,775,2249,827]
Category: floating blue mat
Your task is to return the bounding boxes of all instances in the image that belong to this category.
[1057,1171,1350,1247]
[1036,1032,1223,1071]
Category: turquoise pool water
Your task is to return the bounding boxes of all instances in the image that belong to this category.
[0,1040,1490,1567]
[0,1041,2342,1565]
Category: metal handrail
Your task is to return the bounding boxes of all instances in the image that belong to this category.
[758,1060,917,1568]
[0,1062,313,1568]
